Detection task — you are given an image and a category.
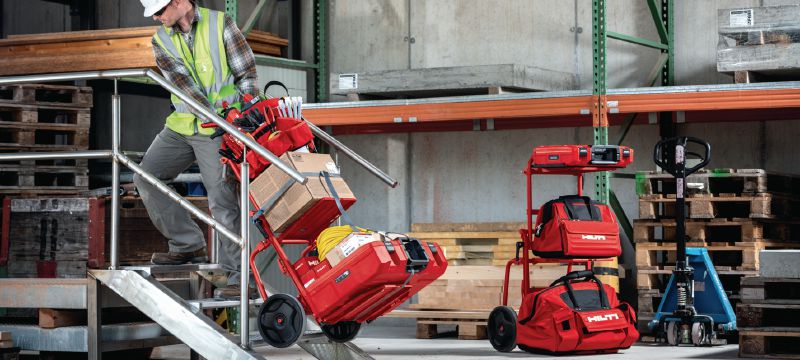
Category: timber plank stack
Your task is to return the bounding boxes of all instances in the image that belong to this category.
[385,222,579,340]
[0,83,93,196]
[634,169,800,334]
[0,27,290,76]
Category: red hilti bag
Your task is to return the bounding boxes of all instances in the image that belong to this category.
[516,271,638,354]
[532,195,621,259]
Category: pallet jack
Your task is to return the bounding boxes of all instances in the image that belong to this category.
[648,137,736,346]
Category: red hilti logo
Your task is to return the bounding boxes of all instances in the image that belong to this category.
[581,234,607,240]
[586,313,619,322]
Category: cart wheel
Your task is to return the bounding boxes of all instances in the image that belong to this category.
[488,306,517,352]
[257,294,306,348]
[666,321,680,346]
[691,321,709,346]
[321,321,361,343]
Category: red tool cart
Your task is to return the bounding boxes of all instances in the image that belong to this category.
[488,144,638,354]
[207,94,447,348]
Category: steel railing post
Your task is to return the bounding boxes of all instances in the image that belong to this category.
[110,79,121,270]
[239,147,250,349]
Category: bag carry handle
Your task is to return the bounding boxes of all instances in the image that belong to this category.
[550,270,610,310]
[558,195,599,221]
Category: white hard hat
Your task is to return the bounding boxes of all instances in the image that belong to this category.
[141,0,171,17]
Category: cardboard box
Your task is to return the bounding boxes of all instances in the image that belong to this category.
[326,232,383,267]
[250,152,355,232]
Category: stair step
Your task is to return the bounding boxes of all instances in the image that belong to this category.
[121,263,223,275]
[188,298,264,310]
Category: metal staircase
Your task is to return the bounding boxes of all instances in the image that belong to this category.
[0,69,393,360]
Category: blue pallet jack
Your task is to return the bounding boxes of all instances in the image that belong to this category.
[647,137,736,346]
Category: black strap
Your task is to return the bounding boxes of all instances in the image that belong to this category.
[264,81,290,97]
[321,171,358,232]
[549,270,609,310]
[559,195,599,221]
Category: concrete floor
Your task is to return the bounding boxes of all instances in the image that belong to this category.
[151,325,740,360]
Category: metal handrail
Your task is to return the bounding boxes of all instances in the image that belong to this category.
[0,68,397,349]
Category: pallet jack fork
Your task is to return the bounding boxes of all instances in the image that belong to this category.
[648,137,736,346]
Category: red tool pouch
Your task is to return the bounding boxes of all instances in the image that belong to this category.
[532,195,621,259]
[516,271,638,354]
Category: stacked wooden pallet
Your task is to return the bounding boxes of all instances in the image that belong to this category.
[738,276,800,359]
[383,222,584,340]
[0,27,290,76]
[0,84,93,196]
[634,169,800,334]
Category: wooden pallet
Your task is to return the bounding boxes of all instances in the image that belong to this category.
[637,268,757,290]
[385,309,490,340]
[636,169,800,197]
[741,277,800,305]
[636,241,800,272]
[638,193,800,220]
[0,164,88,194]
[633,218,800,244]
[740,328,800,359]
[0,84,93,108]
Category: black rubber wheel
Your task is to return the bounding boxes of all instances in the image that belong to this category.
[321,321,361,343]
[488,306,517,352]
[257,293,306,348]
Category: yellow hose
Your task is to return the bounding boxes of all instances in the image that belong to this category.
[316,225,370,261]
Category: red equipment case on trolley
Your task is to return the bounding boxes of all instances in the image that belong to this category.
[532,145,633,169]
[516,271,638,354]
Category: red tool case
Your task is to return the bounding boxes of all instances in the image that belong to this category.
[210,94,446,347]
[532,145,633,169]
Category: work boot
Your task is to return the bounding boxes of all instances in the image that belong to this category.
[214,284,259,300]
[151,248,208,265]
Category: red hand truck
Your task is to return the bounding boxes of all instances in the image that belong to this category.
[205,95,448,348]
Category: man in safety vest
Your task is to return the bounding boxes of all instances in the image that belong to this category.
[137,0,256,299]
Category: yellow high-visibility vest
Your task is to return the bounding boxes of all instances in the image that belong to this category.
[153,7,238,136]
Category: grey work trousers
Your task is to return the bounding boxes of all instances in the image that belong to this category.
[133,127,242,285]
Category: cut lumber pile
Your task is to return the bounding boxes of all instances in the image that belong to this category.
[0,27,159,76]
[0,27,289,76]
[246,30,289,57]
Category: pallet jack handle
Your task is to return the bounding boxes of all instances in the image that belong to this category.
[652,137,711,316]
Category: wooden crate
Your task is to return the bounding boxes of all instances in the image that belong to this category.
[638,193,800,220]
[0,105,90,151]
[0,163,88,195]
[0,196,212,277]
[637,269,756,291]
[741,277,800,305]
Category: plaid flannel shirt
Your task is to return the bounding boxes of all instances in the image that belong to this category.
[152,7,257,120]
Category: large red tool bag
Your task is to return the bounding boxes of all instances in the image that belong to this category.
[532,195,621,259]
[516,270,638,354]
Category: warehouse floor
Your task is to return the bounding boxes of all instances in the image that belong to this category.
[151,325,739,360]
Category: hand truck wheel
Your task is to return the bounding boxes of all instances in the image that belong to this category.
[666,321,680,346]
[321,321,361,343]
[488,306,517,352]
[257,293,305,348]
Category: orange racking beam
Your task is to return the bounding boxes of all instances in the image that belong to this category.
[610,88,800,114]
[303,95,595,126]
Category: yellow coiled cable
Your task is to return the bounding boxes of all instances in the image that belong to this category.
[316,225,370,261]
